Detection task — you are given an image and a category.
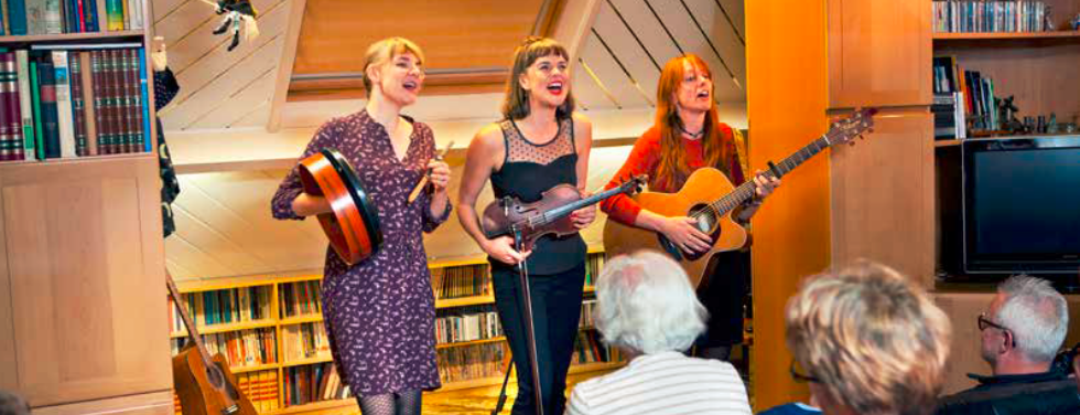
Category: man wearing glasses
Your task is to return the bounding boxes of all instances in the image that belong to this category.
[935,275,1080,415]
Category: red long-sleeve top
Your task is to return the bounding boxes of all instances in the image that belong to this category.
[600,125,745,225]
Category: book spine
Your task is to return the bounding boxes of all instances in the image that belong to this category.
[0,52,12,162]
[8,0,26,35]
[79,51,96,155]
[16,50,36,160]
[90,50,107,154]
[104,0,119,31]
[36,56,60,159]
[29,59,42,159]
[70,51,86,157]
[25,0,43,35]
[6,52,25,161]
[52,50,76,158]
[43,0,60,34]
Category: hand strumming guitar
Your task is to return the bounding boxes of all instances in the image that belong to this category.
[659,216,713,255]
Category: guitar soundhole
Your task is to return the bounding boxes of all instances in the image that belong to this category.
[206,365,225,388]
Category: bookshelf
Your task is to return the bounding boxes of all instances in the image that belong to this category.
[930,0,1080,277]
[168,250,621,414]
[0,2,169,415]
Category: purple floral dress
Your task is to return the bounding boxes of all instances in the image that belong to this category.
[271,109,451,395]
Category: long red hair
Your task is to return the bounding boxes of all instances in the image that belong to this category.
[654,54,733,191]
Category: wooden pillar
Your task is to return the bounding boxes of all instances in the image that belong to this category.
[745,0,831,409]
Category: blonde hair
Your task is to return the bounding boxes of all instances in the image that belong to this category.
[362,37,425,98]
[785,261,951,415]
[502,36,575,120]
[594,251,707,354]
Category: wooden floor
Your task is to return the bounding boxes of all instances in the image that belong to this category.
[306,370,611,415]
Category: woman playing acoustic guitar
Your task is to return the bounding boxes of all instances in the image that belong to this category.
[599,54,779,362]
[457,37,595,415]
[270,37,451,415]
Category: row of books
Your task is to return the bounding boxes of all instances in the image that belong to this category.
[0,45,151,163]
[173,369,283,414]
[280,280,322,318]
[283,363,353,408]
[237,370,283,413]
[436,342,507,384]
[932,56,998,134]
[170,328,278,369]
[0,0,144,35]
[169,285,274,332]
[572,330,617,365]
[933,93,969,139]
[579,299,597,328]
[281,322,332,362]
[932,0,1051,33]
[435,307,502,345]
[431,263,489,299]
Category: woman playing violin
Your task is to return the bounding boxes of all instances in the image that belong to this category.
[457,36,595,415]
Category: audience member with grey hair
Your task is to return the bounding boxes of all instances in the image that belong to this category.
[0,390,30,415]
[567,251,750,415]
[936,275,1080,415]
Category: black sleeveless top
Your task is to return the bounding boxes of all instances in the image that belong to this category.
[489,116,587,275]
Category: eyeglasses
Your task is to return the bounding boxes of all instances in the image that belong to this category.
[790,359,822,383]
[978,313,1017,347]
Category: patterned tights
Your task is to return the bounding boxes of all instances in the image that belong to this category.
[357,390,421,415]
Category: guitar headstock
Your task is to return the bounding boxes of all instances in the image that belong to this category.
[826,107,877,147]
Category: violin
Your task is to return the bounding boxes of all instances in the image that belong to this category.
[481,175,646,251]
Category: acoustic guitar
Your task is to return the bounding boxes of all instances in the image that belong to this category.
[603,108,877,288]
[298,148,383,265]
[167,272,257,415]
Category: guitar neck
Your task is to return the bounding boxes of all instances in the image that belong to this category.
[712,133,835,215]
[165,272,216,367]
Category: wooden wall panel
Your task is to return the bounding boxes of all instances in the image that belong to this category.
[163,35,286,130]
[746,0,831,408]
[32,390,173,415]
[649,0,742,102]
[828,0,932,107]
[153,0,286,131]
[579,32,651,108]
[831,111,935,285]
[0,158,169,407]
[0,185,14,390]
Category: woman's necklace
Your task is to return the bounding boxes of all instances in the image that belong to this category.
[679,124,704,139]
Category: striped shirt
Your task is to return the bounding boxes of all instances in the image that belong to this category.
[567,351,752,415]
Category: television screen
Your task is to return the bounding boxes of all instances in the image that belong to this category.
[963,137,1080,274]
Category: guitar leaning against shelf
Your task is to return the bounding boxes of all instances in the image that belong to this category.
[166,271,258,415]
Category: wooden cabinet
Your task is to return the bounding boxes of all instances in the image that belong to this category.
[0,157,170,408]
[830,111,935,284]
[828,0,932,107]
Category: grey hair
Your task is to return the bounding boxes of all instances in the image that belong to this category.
[594,251,707,354]
[995,275,1068,362]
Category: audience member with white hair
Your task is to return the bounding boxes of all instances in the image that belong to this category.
[935,275,1080,414]
[786,261,951,415]
[567,251,751,415]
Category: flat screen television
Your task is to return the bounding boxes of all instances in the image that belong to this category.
[962,136,1080,275]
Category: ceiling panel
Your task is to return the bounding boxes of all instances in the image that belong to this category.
[646,0,744,102]
[591,1,661,106]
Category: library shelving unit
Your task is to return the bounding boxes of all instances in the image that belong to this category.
[168,248,621,414]
[0,4,170,415]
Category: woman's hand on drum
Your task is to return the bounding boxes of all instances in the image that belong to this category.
[428,159,451,194]
[483,235,532,265]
